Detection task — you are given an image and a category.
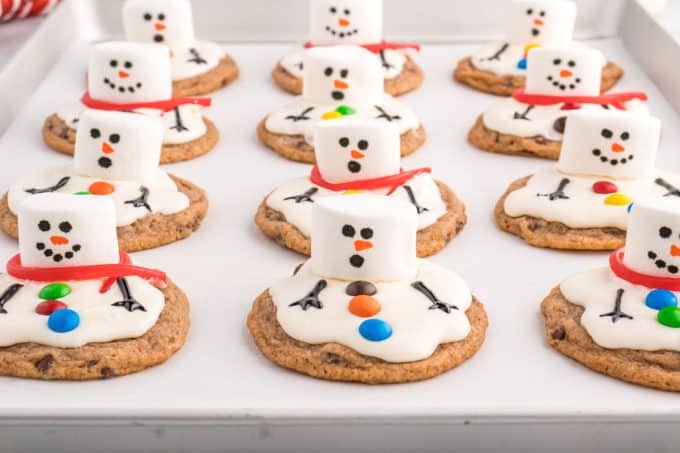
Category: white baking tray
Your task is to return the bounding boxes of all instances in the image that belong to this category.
[1,1,680,452]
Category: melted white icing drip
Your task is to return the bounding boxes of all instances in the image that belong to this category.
[471,41,527,77]
[172,41,225,81]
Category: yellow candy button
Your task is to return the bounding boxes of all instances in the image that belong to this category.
[322,111,343,120]
[524,43,540,54]
[604,193,632,206]
[343,189,362,195]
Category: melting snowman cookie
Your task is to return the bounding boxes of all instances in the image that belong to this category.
[454,0,623,96]
[260,45,425,164]
[0,193,189,380]
[123,0,239,96]
[43,41,218,164]
[468,47,648,160]
[495,109,678,250]
[256,118,465,257]
[542,198,680,391]
[274,0,423,97]
[6,110,208,252]
[248,195,487,384]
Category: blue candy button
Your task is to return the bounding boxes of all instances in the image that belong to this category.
[516,58,527,70]
[47,308,80,333]
[359,319,392,342]
[627,202,634,213]
[645,289,678,311]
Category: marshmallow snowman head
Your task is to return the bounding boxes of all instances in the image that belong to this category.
[557,110,661,180]
[315,119,400,184]
[123,0,195,52]
[88,42,172,103]
[623,198,680,277]
[17,194,119,268]
[309,0,383,46]
[505,0,576,47]
[302,45,383,105]
[525,47,605,96]
[310,194,417,282]
[74,110,164,185]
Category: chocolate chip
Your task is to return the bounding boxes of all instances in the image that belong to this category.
[551,326,566,341]
[345,280,377,296]
[35,354,55,373]
[324,353,342,364]
[553,116,567,134]
[100,367,114,379]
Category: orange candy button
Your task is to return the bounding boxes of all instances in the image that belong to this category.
[88,181,115,195]
[348,295,381,318]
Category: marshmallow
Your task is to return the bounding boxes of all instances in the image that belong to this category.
[89,42,172,103]
[310,194,417,282]
[623,198,680,277]
[309,0,383,46]
[17,194,120,268]
[558,110,661,180]
[314,118,400,183]
[74,110,164,185]
[302,45,383,105]
[505,0,576,47]
[123,0,195,52]
[525,47,605,96]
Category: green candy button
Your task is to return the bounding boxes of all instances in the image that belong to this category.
[336,105,356,116]
[39,283,72,301]
[657,306,680,328]
[74,191,91,195]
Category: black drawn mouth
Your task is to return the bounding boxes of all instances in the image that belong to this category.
[35,243,81,263]
[347,161,361,173]
[591,150,634,166]
[531,28,540,37]
[349,254,364,268]
[325,26,359,39]
[648,250,680,274]
[103,78,143,94]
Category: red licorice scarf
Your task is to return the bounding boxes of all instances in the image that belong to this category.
[309,165,431,195]
[81,92,211,113]
[512,87,648,111]
[304,40,420,53]
[6,251,167,293]
[609,248,680,291]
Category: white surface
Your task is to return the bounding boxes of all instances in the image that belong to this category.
[0,39,680,423]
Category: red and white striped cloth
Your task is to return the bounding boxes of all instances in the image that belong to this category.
[0,0,61,22]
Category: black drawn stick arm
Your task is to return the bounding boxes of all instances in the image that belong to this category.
[537,178,571,201]
[124,186,152,212]
[483,43,510,61]
[655,177,680,197]
[111,277,146,312]
[599,288,633,323]
[285,107,315,122]
[402,185,428,214]
[25,176,71,194]
[0,284,23,314]
[289,280,327,311]
[411,281,458,314]
[283,187,318,204]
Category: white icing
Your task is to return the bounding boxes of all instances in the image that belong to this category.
[503,167,679,229]
[264,95,420,143]
[471,41,527,77]
[270,259,473,363]
[481,99,649,141]
[560,267,680,351]
[56,103,207,145]
[280,47,407,81]
[8,165,189,227]
[266,173,447,236]
[172,41,224,81]
[0,274,164,348]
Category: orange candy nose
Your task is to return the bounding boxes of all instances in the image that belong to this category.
[559,70,572,78]
[334,80,349,90]
[533,18,544,26]
[154,22,166,31]
[339,18,350,27]
[101,142,114,154]
[671,245,680,257]
[348,295,381,318]
[354,240,373,252]
[611,143,625,152]
[118,70,129,79]
[88,181,115,195]
[351,150,365,159]
[50,235,69,246]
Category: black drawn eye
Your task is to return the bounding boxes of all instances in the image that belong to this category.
[540,10,546,17]
[110,60,118,68]
[601,128,613,139]
[526,8,533,15]
[38,220,51,232]
[344,8,351,15]
[90,128,101,139]
[358,140,368,150]
[342,224,355,237]
[339,137,350,147]
[329,6,337,13]
[124,61,133,69]
[143,13,152,21]
[158,13,165,20]
[109,133,120,144]
[360,228,373,240]
[621,132,630,140]
[324,67,333,77]
[553,58,562,65]
[660,226,672,238]
[340,69,349,78]
[568,60,575,67]
[59,222,72,233]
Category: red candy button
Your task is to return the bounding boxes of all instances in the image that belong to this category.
[593,181,618,194]
[35,300,68,316]
[348,295,381,318]
[88,181,115,195]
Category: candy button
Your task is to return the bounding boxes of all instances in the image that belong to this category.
[336,105,356,116]
[516,58,527,70]
[348,295,381,318]
[346,280,377,296]
[592,181,618,194]
[322,111,343,120]
[88,181,115,195]
[552,117,566,134]
[343,189,362,195]
[359,319,392,342]
[35,300,68,316]
[627,203,634,213]
[604,194,632,206]
[39,282,71,300]
[657,306,680,328]
[47,308,80,333]
[646,289,678,310]
[74,191,91,195]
